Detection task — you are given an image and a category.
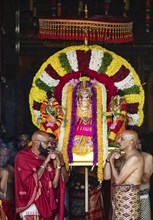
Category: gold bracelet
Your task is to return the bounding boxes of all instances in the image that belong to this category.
[40,165,45,169]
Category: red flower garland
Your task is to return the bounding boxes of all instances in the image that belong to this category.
[54,69,117,105]
[110,65,130,82]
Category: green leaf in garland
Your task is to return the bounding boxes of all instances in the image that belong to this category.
[108,141,118,148]
[116,113,127,118]
[98,52,113,74]
[35,78,51,92]
[122,85,140,95]
[59,53,73,73]
[62,107,68,128]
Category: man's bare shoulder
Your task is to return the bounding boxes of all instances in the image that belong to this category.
[142,152,153,164]
[132,151,143,161]
[126,151,144,168]
[121,152,143,172]
[142,152,153,159]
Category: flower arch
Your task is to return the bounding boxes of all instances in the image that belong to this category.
[29,45,145,181]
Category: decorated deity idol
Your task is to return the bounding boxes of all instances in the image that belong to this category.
[106,91,128,146]
[38,89,63,140]
[73,80,93,155]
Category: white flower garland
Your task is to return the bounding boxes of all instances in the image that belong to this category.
[39,70,60,87]
[66,50,78,72]
[57,83,69,151]
[114,73,135,90]
[89,49,104,71]
[97,82,108,164]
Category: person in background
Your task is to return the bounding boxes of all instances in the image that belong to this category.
[14,130,67,219]
[104,130,144,219]
[17,133,31,150]
[136,136,153,220]
[0,139,18,220]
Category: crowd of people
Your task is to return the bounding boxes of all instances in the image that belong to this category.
[0,129,153,219]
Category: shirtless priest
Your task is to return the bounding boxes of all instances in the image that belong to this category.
[104,130,144,219]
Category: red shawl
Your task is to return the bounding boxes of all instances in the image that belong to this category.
[14,147,65,220]
[2,200,18,220]
[0,200,7,220]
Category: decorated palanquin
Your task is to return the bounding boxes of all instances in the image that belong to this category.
[29,45,144,182]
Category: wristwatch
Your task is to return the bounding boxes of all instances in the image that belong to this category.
[57,165,61,170]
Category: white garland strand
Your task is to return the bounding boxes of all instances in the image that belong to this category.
[114,73,135,90]
[57,83,69,151]
[39,70,60,87]
[97,82,108,164]
[66,50,78,72]
[89,49,104,71]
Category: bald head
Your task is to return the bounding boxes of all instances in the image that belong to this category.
[32,130,49,142]
[118,130,139,150]
[122,130,138,142]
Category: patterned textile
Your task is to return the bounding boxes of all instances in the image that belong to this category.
[112,184,140,220]
[87,186,105,220]
[140,189,151,220]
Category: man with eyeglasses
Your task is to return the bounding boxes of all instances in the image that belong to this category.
[14,130,68,220]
